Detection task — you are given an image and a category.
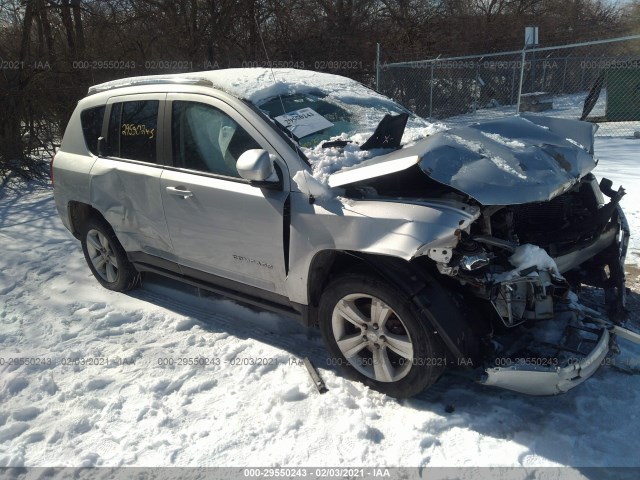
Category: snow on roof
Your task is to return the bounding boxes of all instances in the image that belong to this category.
[88,68,389,106]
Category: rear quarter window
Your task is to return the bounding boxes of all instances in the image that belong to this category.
[107,100,159,163]
[80,106,106,155]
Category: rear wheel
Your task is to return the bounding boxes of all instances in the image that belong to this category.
[80,216,141,292]
[319,274,447,398]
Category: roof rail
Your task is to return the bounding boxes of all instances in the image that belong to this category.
[87,77,214,95]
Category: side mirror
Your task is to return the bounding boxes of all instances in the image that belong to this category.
[236,149,280,187]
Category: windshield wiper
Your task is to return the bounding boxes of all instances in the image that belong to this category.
[322,140,351,149]
[359,113,409,151]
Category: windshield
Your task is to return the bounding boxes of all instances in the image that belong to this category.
[257,91,416,148]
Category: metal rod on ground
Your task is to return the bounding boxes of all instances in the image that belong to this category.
[303,357,328,394]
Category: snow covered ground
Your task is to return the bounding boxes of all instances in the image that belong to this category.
[593,137,640,265]
[1,137,639,472]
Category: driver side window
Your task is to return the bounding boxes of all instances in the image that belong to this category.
[171,101,261,178]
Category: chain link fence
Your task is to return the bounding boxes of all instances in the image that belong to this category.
[378,35,640,137]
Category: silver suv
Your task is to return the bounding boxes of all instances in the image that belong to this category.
[52,68,631,398]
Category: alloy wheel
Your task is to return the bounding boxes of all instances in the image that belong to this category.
[86,229,119,283]
[331,293,414,382]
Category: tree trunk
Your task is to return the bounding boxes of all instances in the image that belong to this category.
[248,0,257,60]
[38,0,56,64]
[2,1,36,162]
[19,0,35,63]
[71,0,85,58]
[0,77,25,163]
[60,0,76,58]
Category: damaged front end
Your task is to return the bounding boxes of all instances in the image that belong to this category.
[331,114,633,395]
[430,173,629,319]
[422,173,631,395]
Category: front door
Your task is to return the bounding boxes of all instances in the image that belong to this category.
[160,94,290,296]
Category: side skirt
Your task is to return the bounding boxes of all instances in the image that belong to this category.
[128,252,308,324]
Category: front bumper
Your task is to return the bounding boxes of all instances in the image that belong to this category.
[480,327,610,395]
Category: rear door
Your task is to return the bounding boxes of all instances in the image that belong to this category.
[160,94,289,296]
[89,94,175,258]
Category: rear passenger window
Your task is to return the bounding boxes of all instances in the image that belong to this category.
[107,100,159,163]
[80,106,105,155]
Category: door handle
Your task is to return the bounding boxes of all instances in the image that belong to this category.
[166,186,193,198]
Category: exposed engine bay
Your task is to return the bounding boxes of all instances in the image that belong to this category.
[418,173,633,394]
[429,173,628,323]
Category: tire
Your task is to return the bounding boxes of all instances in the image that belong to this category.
[319,273,447,398]
[80,216,141,292]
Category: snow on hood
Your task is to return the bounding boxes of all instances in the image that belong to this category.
[328,116,597,205]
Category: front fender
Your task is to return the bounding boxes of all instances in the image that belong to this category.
[285,193,479,304]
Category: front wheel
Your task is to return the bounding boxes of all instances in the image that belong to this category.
[80,216,141,292]
[319,274,447,398]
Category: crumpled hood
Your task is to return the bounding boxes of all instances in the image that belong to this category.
[328,115,598,205]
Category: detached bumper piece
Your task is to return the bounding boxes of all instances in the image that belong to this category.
[481,323,610,395]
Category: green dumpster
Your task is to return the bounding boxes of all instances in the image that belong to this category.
[606,67,640,121]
